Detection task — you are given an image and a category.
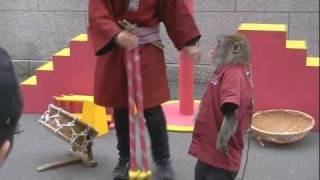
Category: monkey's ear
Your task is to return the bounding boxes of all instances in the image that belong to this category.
[232,42,241,54]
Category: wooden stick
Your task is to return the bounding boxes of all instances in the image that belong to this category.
[118,20,165,49]
[36,158,82,172]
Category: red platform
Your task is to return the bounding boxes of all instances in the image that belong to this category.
[162,100,200,132]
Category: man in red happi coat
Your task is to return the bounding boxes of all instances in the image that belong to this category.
[89,0,201,179]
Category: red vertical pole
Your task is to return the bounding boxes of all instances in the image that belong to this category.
[179,0,194,115]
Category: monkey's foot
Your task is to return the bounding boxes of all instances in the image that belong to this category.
[256,136,265,147]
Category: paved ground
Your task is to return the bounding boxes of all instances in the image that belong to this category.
[1,83,319,180]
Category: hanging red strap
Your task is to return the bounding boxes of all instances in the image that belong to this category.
[125,47,149,172]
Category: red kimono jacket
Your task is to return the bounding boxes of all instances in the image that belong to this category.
[88,0,201,109]
[189,65,253,172]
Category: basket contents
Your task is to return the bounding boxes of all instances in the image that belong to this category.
[251,109,315,144]
[252,110,313,134]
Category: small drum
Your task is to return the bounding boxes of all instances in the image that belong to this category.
[39,104,98,151]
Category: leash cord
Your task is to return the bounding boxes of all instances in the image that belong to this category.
[239,68,254,180]
[239,122,252,180]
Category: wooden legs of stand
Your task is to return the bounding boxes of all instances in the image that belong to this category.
[69,142,97,168]
[36,143,97,172]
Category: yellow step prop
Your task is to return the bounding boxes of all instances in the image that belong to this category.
[238,23,287,32]
[37,61,54,71]
[54,95,111,136]
[306,57,319,67]
[21,75,37,85]
[54,48,70,57]
[71,34,88,42]
[82,101,110,136]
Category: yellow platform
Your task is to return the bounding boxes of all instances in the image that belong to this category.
[54,95,111,136]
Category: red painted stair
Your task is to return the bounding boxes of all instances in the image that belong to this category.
[21,34,96,113]
[238,23,319,131]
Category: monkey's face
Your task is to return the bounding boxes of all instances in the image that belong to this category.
[210,34,250,68]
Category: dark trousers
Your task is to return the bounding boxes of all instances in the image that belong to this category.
[114,105,170,164]
[195,160,238,180]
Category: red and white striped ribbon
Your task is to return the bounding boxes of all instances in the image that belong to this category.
[125,47,149,172]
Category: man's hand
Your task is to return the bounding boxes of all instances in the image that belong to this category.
[115,31,138,50]
[182,45,201,64]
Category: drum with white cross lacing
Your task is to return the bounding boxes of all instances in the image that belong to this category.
[38,104,98,152]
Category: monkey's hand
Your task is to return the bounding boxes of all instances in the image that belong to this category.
[216,133,229,153]
[182,45,201,64]
[216,113,238,153]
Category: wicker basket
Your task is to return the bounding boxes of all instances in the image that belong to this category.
[251,109,315,144]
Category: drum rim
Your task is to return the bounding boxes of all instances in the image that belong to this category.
[48,104,99,136]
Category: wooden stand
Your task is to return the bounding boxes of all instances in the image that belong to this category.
[36,142,97,172]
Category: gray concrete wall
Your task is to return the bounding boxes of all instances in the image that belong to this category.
[0,0,319,82]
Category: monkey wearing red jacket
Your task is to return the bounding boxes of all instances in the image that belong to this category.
[189,34,253,180]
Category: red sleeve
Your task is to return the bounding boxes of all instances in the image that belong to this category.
[88,0,121,55]
[159,0,201,50]
[219,67,244,109]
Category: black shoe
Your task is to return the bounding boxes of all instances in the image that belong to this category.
[113,159,130,180]
[154,159,175,180]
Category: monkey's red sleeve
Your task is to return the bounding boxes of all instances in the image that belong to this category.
[88,0,121,56]
[219,67,243,111]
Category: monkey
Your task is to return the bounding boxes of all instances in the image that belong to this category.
[214,34,251,152]
[189,34,253,180]
[0,47,23,166]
